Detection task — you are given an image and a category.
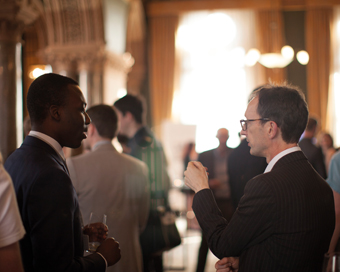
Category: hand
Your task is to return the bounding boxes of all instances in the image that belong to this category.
[215,257,239,272]
[97,237,121,266]
[184,161,209,193]
[83,222,108,243]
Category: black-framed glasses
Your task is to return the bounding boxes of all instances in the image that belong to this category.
[240,118,270,131]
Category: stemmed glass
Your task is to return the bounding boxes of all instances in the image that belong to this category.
[323,252,340,272]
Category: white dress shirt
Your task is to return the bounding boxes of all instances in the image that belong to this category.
[264,146,301,173]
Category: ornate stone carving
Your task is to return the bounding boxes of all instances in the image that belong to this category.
[0,0,40,42]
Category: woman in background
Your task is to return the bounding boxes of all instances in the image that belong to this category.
[319,132,337,174]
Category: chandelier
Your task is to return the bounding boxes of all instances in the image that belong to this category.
[245,46,309,68]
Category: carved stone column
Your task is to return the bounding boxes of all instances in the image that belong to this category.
[77,47,106,107]
[43,47,79,81]
[125,0,147,95]
[0,1,39,160]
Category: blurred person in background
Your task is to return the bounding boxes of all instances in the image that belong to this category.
[326,150,340,254]
[0,152,25,272]
[228,134,267,209]
[299,117,327,178]
[114,94,170,272]
[67,104,149,272]
[196,128,234,272]
[319,132,337,174]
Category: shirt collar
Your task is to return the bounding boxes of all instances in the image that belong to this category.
[29,131,65,161]
[92,140,112,151]
[264,146,301,173]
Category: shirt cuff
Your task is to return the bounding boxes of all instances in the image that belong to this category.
[96,252,108,268]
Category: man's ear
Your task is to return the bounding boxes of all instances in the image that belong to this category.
[124,111,134,121]
[49,105,62,121]
[87,123,96,137]
[268,121,279,139]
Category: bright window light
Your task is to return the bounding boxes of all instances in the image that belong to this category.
[333,72,340,146]
[245,48,261,67]
[117,88,127,98]
[175,11,258,152]
[28,65,52,79]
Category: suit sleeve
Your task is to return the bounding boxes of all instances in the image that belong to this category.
[192,176,275,258]
[28,168,105,272]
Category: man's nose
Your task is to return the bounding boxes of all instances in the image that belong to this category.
[85,112,91,125]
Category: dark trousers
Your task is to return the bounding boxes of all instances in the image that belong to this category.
[196,199,234,272]
[143,253,163,272]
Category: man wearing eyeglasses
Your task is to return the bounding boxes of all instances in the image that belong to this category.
[184,85,335,272]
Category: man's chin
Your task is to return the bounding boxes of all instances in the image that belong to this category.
[67,140,83,149]
[249,147,258,156]
[249,148,265,158]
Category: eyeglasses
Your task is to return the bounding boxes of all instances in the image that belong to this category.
[240,118,270,131]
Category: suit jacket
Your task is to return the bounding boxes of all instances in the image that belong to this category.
[198,147,233,180]
[193,151,335,272]
[228,139,267,208]
[299,137,327,178]
[4,136,105,272]
[67,142,149,272]
[198,147,233,200]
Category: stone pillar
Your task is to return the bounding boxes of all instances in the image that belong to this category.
[78,57,105,107]
[46,53,79,82]
[0,20,22,159]
[0,2,39,160]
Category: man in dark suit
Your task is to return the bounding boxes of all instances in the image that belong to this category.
[4,73,121,272]
[184,85,335,272]
[299,117,327,178]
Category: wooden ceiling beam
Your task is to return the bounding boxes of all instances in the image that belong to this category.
[146,0,340,16]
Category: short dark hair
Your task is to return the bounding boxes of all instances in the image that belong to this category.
[306,117,318,131]
[86,105,118,139]
[254,84,308,144]
[117,134,129,145]
[113,94,144,124]
[27,73,78,124]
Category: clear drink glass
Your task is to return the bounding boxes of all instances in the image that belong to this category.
[323,252,340,272]
[88,212,107,252]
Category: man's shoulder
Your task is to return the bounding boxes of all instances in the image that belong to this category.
[259,151,326,187]
[68,147,148,172]
[332,150,340,162]
[5,142,59,171]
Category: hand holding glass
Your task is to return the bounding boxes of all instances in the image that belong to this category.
[84,213,108,252]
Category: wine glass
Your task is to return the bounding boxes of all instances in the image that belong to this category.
[87,212,107,252]
[323,252,340,272]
